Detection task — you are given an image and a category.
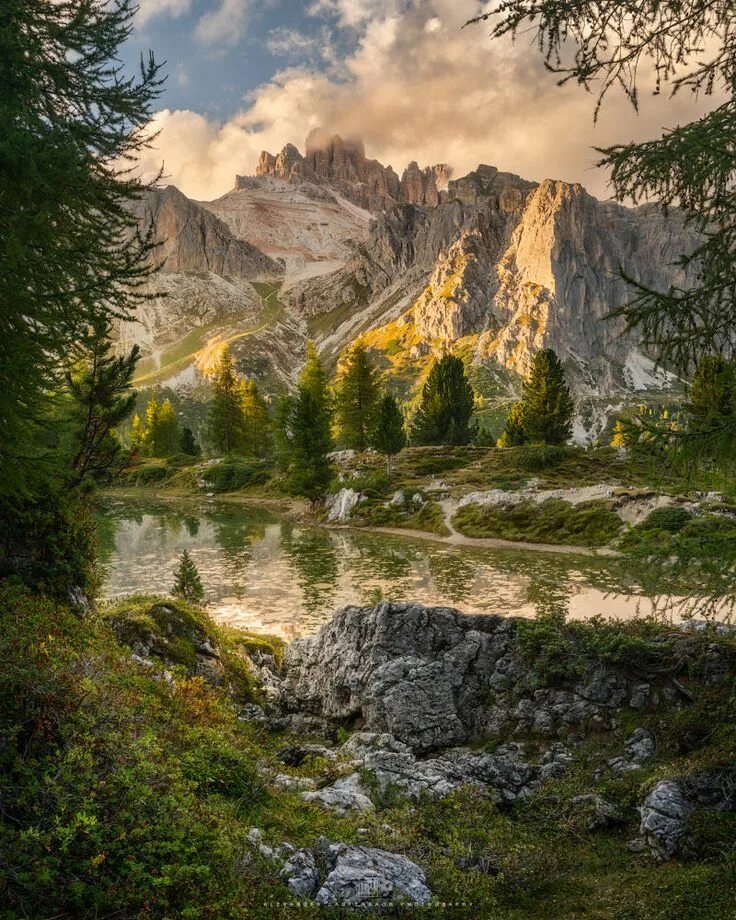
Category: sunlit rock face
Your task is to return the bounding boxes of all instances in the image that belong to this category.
[124,130,701,429]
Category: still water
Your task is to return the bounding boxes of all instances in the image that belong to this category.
[98,496,663,640]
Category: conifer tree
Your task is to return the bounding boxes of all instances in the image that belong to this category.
[179,427,200,456]
[208,347,246,455]
[517,349,574,445]
[373,393,406,475]
[130,414,144,452]
[411,354,476,446]
[683,355,736,465]
[66,319,140,487]
[498,402,526,447]
[171,550,204,604]
[611,420,629,449]
[334,344,380,451]
[288,347,333,504]
[0,0,163,495]
[143,396,160,456]
[155,399,179,457]
[239,379,272,458]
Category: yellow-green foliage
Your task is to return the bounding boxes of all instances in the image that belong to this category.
[453,498,622,547]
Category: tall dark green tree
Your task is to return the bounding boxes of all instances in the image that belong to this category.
[272,391,294,471]
[373,393,406,475]
[516,349,574,445]
[239,378,272,458]
[0,0,163,495]
[288,347,333,504]
[66,319,139,488]
[179,427,200,457]
[208,347,246,456]
[411,354,476,446]
[682,355,736,467]
[334,344,380,451]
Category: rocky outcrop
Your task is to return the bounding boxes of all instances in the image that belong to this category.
[256,130,450,213]
[273,602,689,752]
[136,185,281,278]
[246,829,432,909]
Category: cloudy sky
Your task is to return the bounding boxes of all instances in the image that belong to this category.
[125,0,714,202]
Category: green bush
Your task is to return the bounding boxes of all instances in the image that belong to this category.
[202,459,270,492]
[513,444,572,471]
[639,505,693,533]
[453,498,622,547]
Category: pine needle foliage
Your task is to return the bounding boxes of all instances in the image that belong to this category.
[411,354,476,446]
[171,550,204,605]
[372,393,406,475]
[0,0,164,495]
[334,344,380,451]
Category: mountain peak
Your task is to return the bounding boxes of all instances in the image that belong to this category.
[252,130,453,212]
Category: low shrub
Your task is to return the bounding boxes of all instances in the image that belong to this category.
[201,459,270,492]
[639,505,692,533]
[453,498,622,547]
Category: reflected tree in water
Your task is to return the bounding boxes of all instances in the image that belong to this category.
[281,522,339,616]
[426,548,478,606]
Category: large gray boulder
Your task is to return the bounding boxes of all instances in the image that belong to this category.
[275,603,649,752]
[315,844,432,909]
[640,780,694,859]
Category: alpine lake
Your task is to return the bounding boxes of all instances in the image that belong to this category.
[97,495,679,640]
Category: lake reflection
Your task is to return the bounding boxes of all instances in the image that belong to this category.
[98,497,658,639]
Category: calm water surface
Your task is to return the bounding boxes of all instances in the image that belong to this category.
[98,496,665,639]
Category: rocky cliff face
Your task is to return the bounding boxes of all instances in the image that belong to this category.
[255,129,451,213]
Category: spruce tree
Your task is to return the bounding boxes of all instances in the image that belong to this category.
[411,354,476,446]
[179,427,200,456]
[334,344,380,451]
[66,319,140,487]
[156,399,180,457]
[288,347,333,504]
[372,393,406,475]
[498,401,526,447]
[208,347,246,455]
[683,355,736,466]
[142,395,160,456]
[171,550,204,604]
[0,0,163,495]
[239,379,272,458]
[518,349,574,445]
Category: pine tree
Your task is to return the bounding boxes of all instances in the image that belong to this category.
[299,341,330,406]
[65,319,140,487]
[498,402,526,447]
[611,420,628,449]
[208,347,246,456]
[171,550,204,604]
[179,427,200,456]
[683,355,736,465]
[517,349,574,445]
[156,399,180,457]
[0,0,163,496]
[372,393,406,475]
[130,414,144,452]
[411,354,476,446]
[288,347,333,504]
[239,379,272,457]
[334,344,380,451]
[142,396,160,456]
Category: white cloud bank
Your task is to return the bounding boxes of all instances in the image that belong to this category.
[136,0,719,202]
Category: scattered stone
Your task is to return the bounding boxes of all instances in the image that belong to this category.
[325,488,365,523]
[390,490,405,506]
[238,703,267,723]
[271,773,317,792]
[281,849,319,899]
[639,780,693,859]
[301,773,375,815]
[608,728,657,776]
[315,844,432,909]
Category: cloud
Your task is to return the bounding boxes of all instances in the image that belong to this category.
[137,0,720,201]
[266,26,338,68]
[135,0,191,27]
[195,0,251,47]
